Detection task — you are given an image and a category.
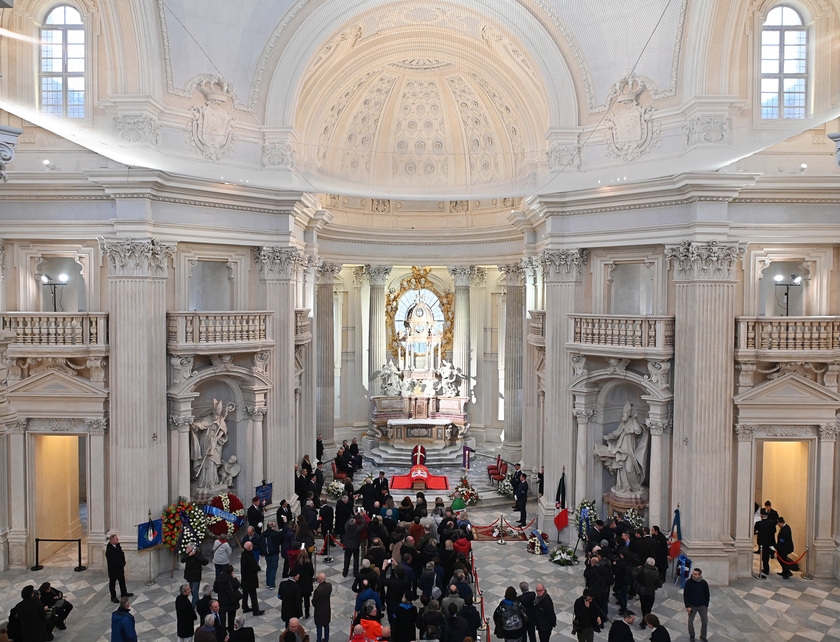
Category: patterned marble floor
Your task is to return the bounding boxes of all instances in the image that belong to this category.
[1,460,838,641]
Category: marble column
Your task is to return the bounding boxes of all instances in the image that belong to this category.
[665,240,744,584]
[243,402,268,494]
[297,259,316,463]
[85,419,108,568]
[100,238,174,570]
[448,267,472,398]
[499,264,525,462]
[0,329,15,569]
[646,417,672,529]
[573,407,596,509]
[814,423,837,578]
[254,246,301,506]
[317,263,342,450]
[469,269,488,436]
[538,249,587,538]
[167,411,195,501]
[351,267,369,432]
[733,424,755,577]
[5,419,27,567]
[366,265,392,399]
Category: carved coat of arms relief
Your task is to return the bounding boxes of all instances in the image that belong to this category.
[186,76,236,161]
[604,75,661,162]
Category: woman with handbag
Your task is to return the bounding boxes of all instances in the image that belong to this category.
[213,564,242,633]
[292,550,316,619]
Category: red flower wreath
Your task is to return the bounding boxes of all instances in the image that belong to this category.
[206,492,245,538]
[162,497,207,553]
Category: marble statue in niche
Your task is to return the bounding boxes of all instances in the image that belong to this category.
[594,402,649,495]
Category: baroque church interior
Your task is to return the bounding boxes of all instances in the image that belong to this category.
[0,0,839,589]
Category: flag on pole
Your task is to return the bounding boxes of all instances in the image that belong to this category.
[554,472,568,531]
[138,517,163,551]
[667,508,682,560]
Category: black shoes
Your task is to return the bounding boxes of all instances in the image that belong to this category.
[122,592,134,598]
[243,607,252,613]
[111,597,119,603]
[253,610,265,616]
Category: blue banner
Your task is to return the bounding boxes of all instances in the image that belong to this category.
[255,483,273,506]
[578,506,590,540]
[203,504,245,527]
[138,518,163,551]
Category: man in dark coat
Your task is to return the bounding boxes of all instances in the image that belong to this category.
[459,595,482,641]
[276,499,295,531]
[533,584,556,642]
[510,463,524,509]
[302,499,319,532]
[312,572,332,642]
[372,470,389,497]
[240,542,264,615]
[515,472,529,526]
[335,494,354,537]
[106,534,133,603]
[38,581,72,630]
[181,543,209,607]
[14,585,50,642]
[319,502,335,536]
[313,461,325,501]
[516,581,537,642]
[295,467,311,505]
[228,615,256,642]
[342,513,364,577]
[755,513,778,576]
[279,573,304,627]
[176,584,198,641]
[242,525,265,562]
[316,434,325,462]
[573,591,602,642]
[775,516,795,578]
[608,610,636,642]
[247,496,265,534]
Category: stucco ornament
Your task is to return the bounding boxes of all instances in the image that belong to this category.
[604,75,660,162]
[187,76,236,161]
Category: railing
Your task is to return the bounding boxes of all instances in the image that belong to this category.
[736,317,840,351]
[569,314,674,349]
[295,308,311,339]
[2,313,108,346]
[167,311,271,345]
[528,310,545,338]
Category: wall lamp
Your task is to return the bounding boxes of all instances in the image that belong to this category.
[774,274,801,317]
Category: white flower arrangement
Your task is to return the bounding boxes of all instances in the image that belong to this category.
[574,499,598,536]
[497,474,514,499]
[622,507,645,531]
[549,544,579,566]
[491,524,517,539]
[325,479,345,498]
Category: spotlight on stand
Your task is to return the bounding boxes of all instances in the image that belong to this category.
[37,273,68,312]
[773,274,802,316]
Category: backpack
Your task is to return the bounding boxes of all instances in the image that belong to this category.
[499,602,523,631]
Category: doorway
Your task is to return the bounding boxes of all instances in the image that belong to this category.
[34,434,87,565]
[754,440,809,557]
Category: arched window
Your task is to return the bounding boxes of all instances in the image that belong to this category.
[760,5,807,119]
[40,5,85,118]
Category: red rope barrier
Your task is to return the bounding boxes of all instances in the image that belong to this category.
[502,517,536,531]
[330,534,347,549]
[773,547,808,565]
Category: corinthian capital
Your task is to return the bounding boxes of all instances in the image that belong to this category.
[819,423,838,442]
[541,249,588,283]
[447,266,473,287]
[646,419,672,436]
[665,240,744,282]
[498,263,524,286]
[99,238,176,277]
[734,424,755,441]
[253,246,303,280]
[365,265,392,287]
[317,262,343,284]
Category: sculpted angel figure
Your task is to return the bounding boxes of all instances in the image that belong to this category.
[594,402,649,494]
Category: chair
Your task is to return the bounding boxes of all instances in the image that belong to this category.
[332,460,346,481]
[491,461,508,486]
[487,454,502,480]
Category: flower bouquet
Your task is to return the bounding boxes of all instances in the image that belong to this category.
[622,507,645,531]
[205,492,245,538]
[549,543,579,566]
[527,531,550,555]
[497,473,514,499]
[574,499,598,536]
[491,524,517,539]
[162,497,207,554]
[325,479,345,498]
[450,476,480,506]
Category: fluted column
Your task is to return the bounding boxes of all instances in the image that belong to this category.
[499,264,525,462]
[573,407,596,509]
[539,249,587,538]
[646,417,672,529]
[244,403,268,494]
[255,246,301,505]
[85,419,108,568]
[448,267,472,397]
[101,238,174,563]
[366,265,392,397]
[814,423,837,577]
[733,425,755,577]
[317,263,342,449]
[666,240,744,584]
[469,269,488,432]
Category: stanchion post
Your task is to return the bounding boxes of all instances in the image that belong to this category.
[74,538,86,572]
[323,531,333,563]
[31,538,43,571]
[497,513,506,545]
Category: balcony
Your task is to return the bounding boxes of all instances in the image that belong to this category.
[528,310,545,346]
[735,317,840,361]
[567,314,674,360]
[167,311,274,355]
[1,313,108,357]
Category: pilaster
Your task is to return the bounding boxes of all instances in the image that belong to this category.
[814,422,837,578]
[645,414,672,529]
[366,265,392,405]
[86,419,108,568]
[665,240,744,584]
[538,249,587,537]
[469,269,488,439]
[448,266,473,399]
[733,424,756,577]
[499,263,524,462]
[316,263,342,450]
[100,238,173,571]
[254,246,301,505]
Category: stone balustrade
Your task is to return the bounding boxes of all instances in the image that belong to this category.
[736,316,840,355]
[295,308,311,343]
[528,310,545,338]
[167,311,273,354]
[1,312,108,347]
[567,314,674,359]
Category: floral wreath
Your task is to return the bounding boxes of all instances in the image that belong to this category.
[622,507,645,531]
[496,472,514,499]
[574,499,598,537]
[206,492,245,538]
[549,543,579,566]
[325,479,345,498]
[450,476,480,506]
[527,531,549,555]
[162,497,208,554]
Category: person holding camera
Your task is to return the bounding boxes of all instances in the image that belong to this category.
[39,582,73,631]
[572,590,602,642]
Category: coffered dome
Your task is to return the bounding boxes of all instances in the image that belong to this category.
[294,14,549,199]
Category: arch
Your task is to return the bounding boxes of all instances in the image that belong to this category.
[570,367,674,404]
[168,362,273,399]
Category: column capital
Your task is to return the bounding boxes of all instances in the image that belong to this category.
[447,266,474,287]
[573,408,596,422]
[665,240,745,282]
[99,237,176,277]
[541,249,588,283]
[245,405,268,420]
[365,265,392,286]
[7,418,26,434]
[470,267,487,287]
[85,418,109,435]
[317,262,343,284]
[499,263,524,286]
[819,423,838,442]
[168,415,194,432]
[646,419,672,436]
[253,246,303,280]
[734,424,755,441]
